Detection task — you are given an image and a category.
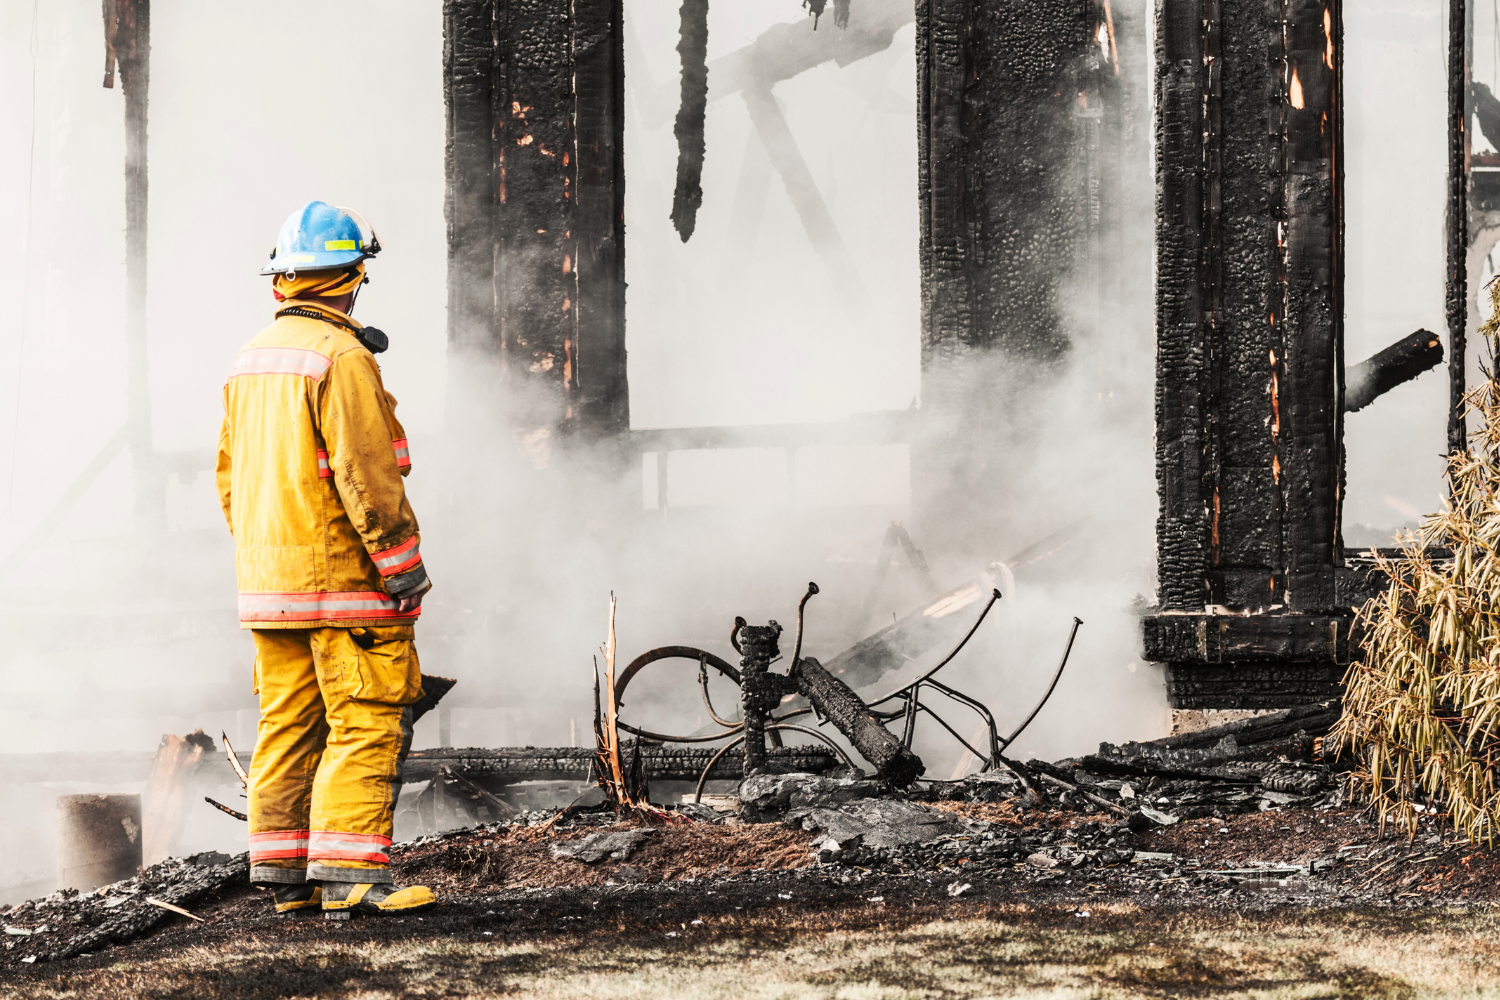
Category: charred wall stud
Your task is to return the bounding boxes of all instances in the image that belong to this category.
[1147,0,1348,709]
[444,0,628,458]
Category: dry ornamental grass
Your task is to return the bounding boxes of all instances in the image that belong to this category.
[1334,286,1500,843]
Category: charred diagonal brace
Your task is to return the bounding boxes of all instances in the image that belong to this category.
[1344,329,1444,413]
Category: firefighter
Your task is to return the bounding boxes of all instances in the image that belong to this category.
[216,201,436,918]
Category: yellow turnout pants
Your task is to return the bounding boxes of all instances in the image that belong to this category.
[247,625,421,884]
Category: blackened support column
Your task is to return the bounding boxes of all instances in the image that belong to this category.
[1145,0,1349,710]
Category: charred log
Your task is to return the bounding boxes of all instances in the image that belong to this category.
[400,745,839,785]
[794,656,924,787]
[1344,330,1444,412]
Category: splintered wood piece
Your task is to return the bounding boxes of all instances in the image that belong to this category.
[145,897,204,922]
[220,732,250,790]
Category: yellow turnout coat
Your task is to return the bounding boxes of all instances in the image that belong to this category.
[216,299,428,629]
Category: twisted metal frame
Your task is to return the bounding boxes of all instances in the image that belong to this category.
[610,587,1084,792]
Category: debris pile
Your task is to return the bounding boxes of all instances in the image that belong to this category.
[1,852,246,967]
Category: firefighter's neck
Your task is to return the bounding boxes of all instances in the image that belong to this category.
[309,292,355,316]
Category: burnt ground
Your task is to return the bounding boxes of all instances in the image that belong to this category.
[5,803,1500,998]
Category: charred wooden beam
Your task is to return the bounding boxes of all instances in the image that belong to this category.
[1147,698,1340,752]
[1149,0,1347,707]
[1343,330,1444,412]
[399,745,839,784]
[1447,0,1470,453]
[102,0,164,531]
[1154,0,1345,613]
[1142,615,1351,666]
[639,0,913,128]
[913,0,1116,550]
[737,624,782,776]
[443,0,628,449]
[670,0,709,241]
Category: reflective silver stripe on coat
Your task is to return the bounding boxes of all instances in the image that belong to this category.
[238,592,402,619]
[228,347,333,381]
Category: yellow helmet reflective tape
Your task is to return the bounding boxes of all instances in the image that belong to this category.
[324,240,361,251]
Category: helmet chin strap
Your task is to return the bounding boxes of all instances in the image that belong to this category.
[347,274,370,316]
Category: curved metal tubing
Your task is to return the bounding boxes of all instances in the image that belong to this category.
[866,588,1002,710]
[698,656,738,727]
[615,719,743,743]
[789,581,819,673]
[692,724,859,803]
[999,616,1083,749]
[614,645,741,705]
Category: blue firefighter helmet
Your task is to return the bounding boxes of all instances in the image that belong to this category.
[260,200,381,274]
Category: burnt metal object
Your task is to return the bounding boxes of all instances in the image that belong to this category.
[1448,0,1470,454]
[671,0,709,241]
[692,724,860,803]
[1344,330,1444,413]
[999,616,1083,748]
[863,592,1081,774]
[443,0,628,447]
[1149,0,1347,708]
[824,571,999,690]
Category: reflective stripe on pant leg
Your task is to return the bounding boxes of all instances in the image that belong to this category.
[248,629,327,882]
[307,626,421,877]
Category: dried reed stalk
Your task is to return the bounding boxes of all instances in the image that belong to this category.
[1333,287,1500,843]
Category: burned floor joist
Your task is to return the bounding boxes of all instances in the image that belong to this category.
[1147,0,1348,709]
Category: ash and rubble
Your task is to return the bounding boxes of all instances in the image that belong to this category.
[4,699,1486,971]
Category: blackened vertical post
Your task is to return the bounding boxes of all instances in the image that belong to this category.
[443,0,498,363]
[572,0,630,451]
[116,0,163,532]
[1145,0,1348,708]
[1447,0,1470,454]
[1152,0,1215,611]
[443,0,629,456]
[737,625,782,778]
[1280,0,1343,611]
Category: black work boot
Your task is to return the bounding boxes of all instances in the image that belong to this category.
[272,883,323,916]
[321,881,437,920]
